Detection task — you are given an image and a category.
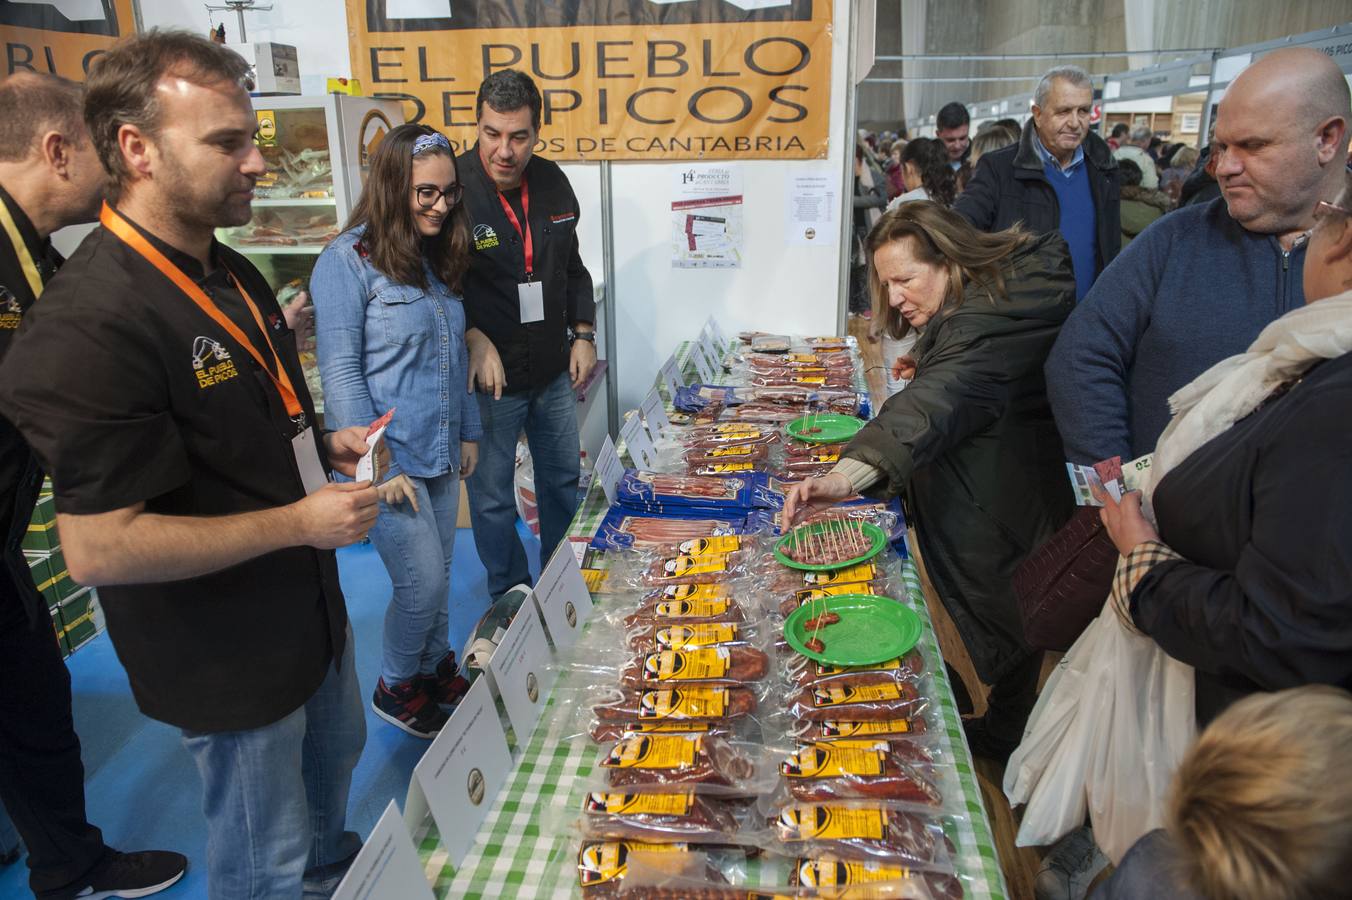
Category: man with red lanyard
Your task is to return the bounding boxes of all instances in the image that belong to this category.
[0,33,379,899]
[459,69,597,598]
[0,72,188,900]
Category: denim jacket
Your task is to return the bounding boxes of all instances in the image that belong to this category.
[312,228,482,480]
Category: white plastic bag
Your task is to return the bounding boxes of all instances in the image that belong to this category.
[1003,607,1195,863]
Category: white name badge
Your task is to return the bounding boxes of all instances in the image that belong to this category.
[517,280,545,324]
[331,799,434,900]
[292,426,329,495]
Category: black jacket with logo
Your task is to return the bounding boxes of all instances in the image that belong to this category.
[0,186,62,629]
[955,120,1121,278]
[457,145,595,394]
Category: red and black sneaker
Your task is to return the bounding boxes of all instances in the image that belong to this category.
[371,677,448,739]
[420,651,472,709]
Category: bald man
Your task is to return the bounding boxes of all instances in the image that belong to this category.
[1046,47,1350,465]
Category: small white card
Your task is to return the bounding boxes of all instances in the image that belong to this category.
[568,537,590,568]
[355,410,394,484]
[640,387,670,437]
[332,799,435,900]
[659,354,684,399]
[484,600,556,743]
[532,542,595,651]
[517,281,544,324]
[705,315,727,349]
[292,427,329,495]
[619,411,658,470]
[402,678,512,868]
[692,343,716,384]
[595,435,624,505]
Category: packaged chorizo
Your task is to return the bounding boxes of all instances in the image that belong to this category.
[578,842,753,900]
[623,594,749,629]
[785,652,927,691]
[790,857,967,900]
[780,741,944,807]
[592,686,759,728]
[765,801,956,865]
[587,718,738,745]
[592,734,769,795]
[615,646,771,689]
[778,582,895,618]
[785,682,926,723]
[635,551,749,587]
[683,443,771,466]
[626,622,759,654]
[792,716,934,744]
[581,791,748,843]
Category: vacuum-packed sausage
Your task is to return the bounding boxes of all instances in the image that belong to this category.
[617,646,770,688]
[601,734,756,790]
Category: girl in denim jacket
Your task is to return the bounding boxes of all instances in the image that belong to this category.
[313,124,481,738]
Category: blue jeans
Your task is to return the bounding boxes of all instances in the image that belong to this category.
[181,628,365,900]
[368,472,459,684]
[467,371,581,597]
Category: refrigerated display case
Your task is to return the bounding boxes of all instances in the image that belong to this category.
[218,94,405,413]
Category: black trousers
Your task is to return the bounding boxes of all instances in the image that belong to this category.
[983,649,1044,742]
[0,590,110,897]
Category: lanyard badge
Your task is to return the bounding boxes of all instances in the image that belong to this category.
[497,181,545,324]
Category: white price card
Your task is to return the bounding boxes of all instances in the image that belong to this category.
[402,678,512,868]
[332,799,435,900]
[705,315,728,350]
[699,325,720,368]
[619,410,659,470]
[659,354,684,399]
[640,386,670,437]
[595,435,625,505]
[533,542,595,651]
[691,342,716,384]
[485,600,556,743]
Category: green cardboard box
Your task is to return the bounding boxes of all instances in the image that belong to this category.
[30,552,76,608]
[23,518,59,553]
[29,489,55,526]
[63,606,98,653]
[51,607,70,658]
[60,587,96,630]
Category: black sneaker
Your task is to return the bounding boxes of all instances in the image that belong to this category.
[419,652,471,709]
[371,677,448,738]
[72,850,187,899]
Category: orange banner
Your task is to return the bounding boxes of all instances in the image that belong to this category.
[345,0,832,161]
[1,0,138,80]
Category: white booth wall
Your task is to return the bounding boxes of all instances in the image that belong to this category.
[136,0,849,415]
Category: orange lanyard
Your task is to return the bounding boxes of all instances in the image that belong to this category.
[100,203,305,421]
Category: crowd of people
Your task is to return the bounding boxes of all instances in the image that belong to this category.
[0,23,1348,900]
[810,47,1352,900]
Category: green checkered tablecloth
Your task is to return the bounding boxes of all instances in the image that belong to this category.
[415,340,1008,899]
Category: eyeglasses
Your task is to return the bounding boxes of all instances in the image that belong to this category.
[1313,199,1350,222]
[414,183,463,210]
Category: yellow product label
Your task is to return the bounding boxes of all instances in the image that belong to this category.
[804,563,878,586]
[811,451,841,463]
[787,354,821,363]
[628,721,712,735]
[585,791,695,816]
[642,648,731,682]
[578,841,687,887]
[815,657,903,678]
[819,718,914,739]
[789,366,828,375]
[791,376,827,385]
[778,805,887,840]
[698,462,755,474]
[602,734,700,769]
[678,536,742,555]
[656,623,738,649]
[796,858,909,887]
[662,554,729,577]
[661,583,728,602]
[794,582,878,604]
[582,569,608,591]
[709,445,755,458]
[811,682,904,708]
[653,598,731,618]
[711,430,761,442]
[782,744,886,778]
[639,687,728,719]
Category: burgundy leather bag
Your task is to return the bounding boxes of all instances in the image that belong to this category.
[1013,507,1120,651]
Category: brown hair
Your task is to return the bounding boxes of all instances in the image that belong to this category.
[344,123,471,292]
[0,73,85,163]
[1168,685,1352,900]
[868,201,1032,340]
[83,29,251,203]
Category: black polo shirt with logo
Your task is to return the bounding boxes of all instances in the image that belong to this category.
[458,145,596,395]
[0,211,348,733]
[0,186,62,628]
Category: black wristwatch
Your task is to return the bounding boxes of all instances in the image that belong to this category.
[570,329,596,344]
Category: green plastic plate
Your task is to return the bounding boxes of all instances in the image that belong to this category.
[786,413,864,444]
[784,594,923,666]
[774,520,887,571]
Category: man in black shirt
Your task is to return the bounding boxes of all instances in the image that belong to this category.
[0,72,187,900]
[0,34,379,899]
[459,70,597,596]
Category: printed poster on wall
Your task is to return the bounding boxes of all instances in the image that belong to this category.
[671,164,743,269]
[345,0,833,161]
[1,0,139,80]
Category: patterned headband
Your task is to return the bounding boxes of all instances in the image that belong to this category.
[412,132,452,156]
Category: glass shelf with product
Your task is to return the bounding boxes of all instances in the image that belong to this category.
[216,94,405,414]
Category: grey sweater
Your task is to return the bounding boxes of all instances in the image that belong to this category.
[1046,197,1307,463]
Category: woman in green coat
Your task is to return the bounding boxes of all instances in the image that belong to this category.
[784,202,1076,759]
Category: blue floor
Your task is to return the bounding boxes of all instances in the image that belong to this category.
[0,524,541,900]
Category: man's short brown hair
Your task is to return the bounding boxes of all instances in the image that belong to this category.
[0,72,85,163]
[84,29,252,202]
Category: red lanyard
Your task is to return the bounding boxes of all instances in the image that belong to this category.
[496,179,533,280]
[100,203,305,421]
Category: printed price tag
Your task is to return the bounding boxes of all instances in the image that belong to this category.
[659,354,684,399]
[620,411,659,470]
[640,387,670,438]
[595,435,625,505]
